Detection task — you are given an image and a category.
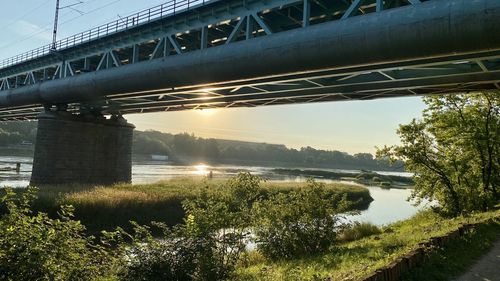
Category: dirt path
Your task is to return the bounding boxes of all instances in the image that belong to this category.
[453,237,500,281]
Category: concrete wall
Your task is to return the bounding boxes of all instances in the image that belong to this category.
[30,112,134,186]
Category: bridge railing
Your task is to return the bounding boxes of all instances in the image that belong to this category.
[0,0,213,70]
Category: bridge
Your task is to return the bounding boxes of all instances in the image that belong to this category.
[0,0,499,185]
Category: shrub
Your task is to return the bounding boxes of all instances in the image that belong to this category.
[119,173,260,281]
[339,222,381,242]
[0,187,117,281]
[117,223,199,281]
[252,179,350,260]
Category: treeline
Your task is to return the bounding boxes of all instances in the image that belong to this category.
[0,122,400,171]
[134,130,401,171]
[0,122,36,146]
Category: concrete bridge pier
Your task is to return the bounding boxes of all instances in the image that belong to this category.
[30,110,135,186]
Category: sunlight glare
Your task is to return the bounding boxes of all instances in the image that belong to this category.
[192,164,210,175]
[196,108,218,116]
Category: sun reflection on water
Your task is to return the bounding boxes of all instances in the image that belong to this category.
[192,164,210,176]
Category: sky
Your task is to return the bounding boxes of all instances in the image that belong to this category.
[0,0,427,154]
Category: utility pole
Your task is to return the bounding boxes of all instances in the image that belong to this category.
[51,0,60,50]
[51,0,83,51]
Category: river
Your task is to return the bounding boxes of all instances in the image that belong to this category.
[0,156,429,226]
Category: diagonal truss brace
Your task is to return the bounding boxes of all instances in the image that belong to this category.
[226,13,273,44]
[23,72,36,85]
[97,50,122,71]
[0,79,9,91]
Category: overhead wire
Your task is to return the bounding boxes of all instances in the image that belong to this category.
[0,0,53,31]
[0,0,126,51]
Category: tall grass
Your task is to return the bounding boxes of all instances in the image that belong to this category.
[339,222,382,242]
[4,177,372,234]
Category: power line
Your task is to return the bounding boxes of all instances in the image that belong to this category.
[0,0,124,51]
[0,0,53,31]
[59,0,124,26]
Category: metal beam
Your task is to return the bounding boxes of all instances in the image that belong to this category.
[341,0,364,19]
[104,70,500,110]
[251,13,272,34]
[226,16,246,43]
[303,0,310,27]
[246,15,253,39]
[376,0,383,12]
[201,26,208,50]
[167,35,182,54]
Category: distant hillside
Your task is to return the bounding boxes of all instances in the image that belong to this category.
[0,121,403,171]
[132,130,402,171]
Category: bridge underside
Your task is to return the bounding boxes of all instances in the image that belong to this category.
[0,0,499,120]
[2,51,499,121]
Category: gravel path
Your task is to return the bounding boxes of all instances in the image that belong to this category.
[453,237,500,281]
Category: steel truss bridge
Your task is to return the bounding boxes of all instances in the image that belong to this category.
[0,0,499,121]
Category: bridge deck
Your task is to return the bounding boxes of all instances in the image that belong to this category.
[0,0,499,121]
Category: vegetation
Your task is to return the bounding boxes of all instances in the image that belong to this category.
[378,93,499,215]
[7,177,372,234]
[0,174,499,280]
[252,179,351,260]
[274,168,413,188]
[235,209,500,281]
[402,220,500,281]
[0,174,372,280]
[339,222,382,242]
[0,122,36,146]
[0,188,118,281]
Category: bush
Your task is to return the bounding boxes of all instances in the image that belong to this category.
[119,173,260,281]
[117,223,199,281]
[0,187,117,281]
[339,222,381,242]
[252,179,350,260]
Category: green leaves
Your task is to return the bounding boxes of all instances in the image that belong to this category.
[377,93,499,216]
[0,187,118,281]
[252,179,350,260]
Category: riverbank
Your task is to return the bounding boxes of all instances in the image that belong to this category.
[9,178,372,234]
[273,168,414,188]
[235,209,500,280]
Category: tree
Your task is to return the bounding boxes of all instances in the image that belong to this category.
[377,93,499,216]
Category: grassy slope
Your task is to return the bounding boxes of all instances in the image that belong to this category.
[22,178,371,233]
[235,209,500,281]
[402,220,500,281]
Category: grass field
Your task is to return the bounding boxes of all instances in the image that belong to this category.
[234,209,500,281]
[7,177,372,234]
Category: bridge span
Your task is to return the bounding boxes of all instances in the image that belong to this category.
[0,0,499,185]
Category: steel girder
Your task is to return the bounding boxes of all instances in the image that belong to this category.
[1,0,500,120]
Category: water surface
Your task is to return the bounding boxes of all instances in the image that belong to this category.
[0,156,426,226]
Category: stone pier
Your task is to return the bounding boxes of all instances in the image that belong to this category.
[30,111,134,186]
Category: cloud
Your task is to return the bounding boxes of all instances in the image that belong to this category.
[12,20,52,41]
